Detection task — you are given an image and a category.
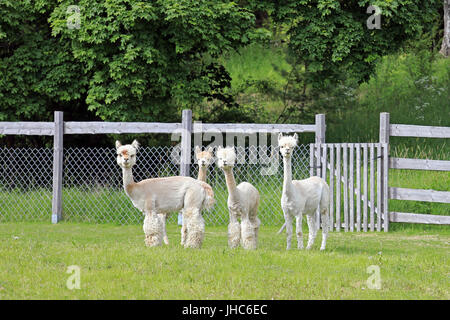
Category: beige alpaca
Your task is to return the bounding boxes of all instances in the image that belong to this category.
[278,134,330,251]
[195,146,214,182]
[217,146,260,249]
[180,146,214,246]
[116,140,215,248]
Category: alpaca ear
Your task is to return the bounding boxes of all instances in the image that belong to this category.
[207,146,213,153]
[278,133,283,141]
[217,146,223,151]
[293,133,298,142]
[131,140,140,150]
[195,146,201,154]
[115,140,122,149]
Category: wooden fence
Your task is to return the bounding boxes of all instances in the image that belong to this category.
[312,112,449,231]
[2,110,448,228]
[0,110,324,224]
[382,113,450,225]
[311,143,389,232]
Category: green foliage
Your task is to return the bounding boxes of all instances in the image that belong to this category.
[197,43,290,123]
[271,0,442,86]
[221,1,443,126]
[0,0,445,131]
[0,0,86,121]
[327,52,450,159]
[1,0,256,123]
[50,0,255,122]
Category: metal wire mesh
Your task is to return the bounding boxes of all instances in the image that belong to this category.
[0,148,53,222]
[0,144,310,226]
[190,145,310,226]
[62,146,180,224]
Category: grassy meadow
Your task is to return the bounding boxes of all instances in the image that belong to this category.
[0,222,448,300]
[1,165,448,228]
[0,39,449,301]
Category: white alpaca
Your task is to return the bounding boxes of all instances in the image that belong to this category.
[216,146,260,250]
[278,133,330,250]
[180,146,214,246]
[116,140,215,248]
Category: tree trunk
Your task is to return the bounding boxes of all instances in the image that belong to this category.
[441,0,450,57]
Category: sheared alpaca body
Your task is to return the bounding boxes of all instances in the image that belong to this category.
[278,134,330,250]
[217,147,260,249]
[116,140,214,248]
[180,146,214,246]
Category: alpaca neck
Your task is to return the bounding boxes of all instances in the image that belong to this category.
[122,166,135,191]
[223,167,239,201]
[282,156,293,196]
[198,167,207,182]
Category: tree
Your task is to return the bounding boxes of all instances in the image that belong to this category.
[441,0,450,57]
[0,0,256,124]
[242,0,443,121]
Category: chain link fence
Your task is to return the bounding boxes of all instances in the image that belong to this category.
[0,148,53,222]
[0,145,310,225]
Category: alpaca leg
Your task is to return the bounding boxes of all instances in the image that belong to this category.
[143,211,163,247]
[320,209,329,251]
[306,214,318,250]
[185,208,205,249]
[296,214,303,249]
[253,216,261,247]
[180,209,188,246]
[228,213,241,249]
[284,214,293,250]
[250,205,260,248]
[158,213,169,245]
[241,218,259,250]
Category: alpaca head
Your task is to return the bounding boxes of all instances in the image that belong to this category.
[115,140,139,168]
[195,146,214,168]
[278,133,298,158]
[216,146,236,170]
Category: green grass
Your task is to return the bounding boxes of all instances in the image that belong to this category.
[220,43,290,116]
[389,169,450,220]
[0,222,448,299]
[0,171,294,225]
[222,43,290,90]
[1,164,448,229]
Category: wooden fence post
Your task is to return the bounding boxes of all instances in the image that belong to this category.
[315,114,326,145]
[180,109,192,176]
[51,111,64,224]
[315,114,326,227]
[380,112,390,145]
[178,109,192,225]
[379,112,390,232]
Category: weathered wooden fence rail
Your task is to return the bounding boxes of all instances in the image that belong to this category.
[2,111,448,228]
[0,110,324,224]
[312,113,449,230]
[383,113,450,225]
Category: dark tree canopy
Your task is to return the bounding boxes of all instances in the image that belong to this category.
[0,0,443,124]
[0,0,255,122]
[246,0,442,85]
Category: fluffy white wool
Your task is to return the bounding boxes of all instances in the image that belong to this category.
[278,133,330,251]
[117,140,214,249]
[217,146,261,250]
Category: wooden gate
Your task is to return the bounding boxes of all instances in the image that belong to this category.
[311,112,450,232]
[311,143,389,232]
